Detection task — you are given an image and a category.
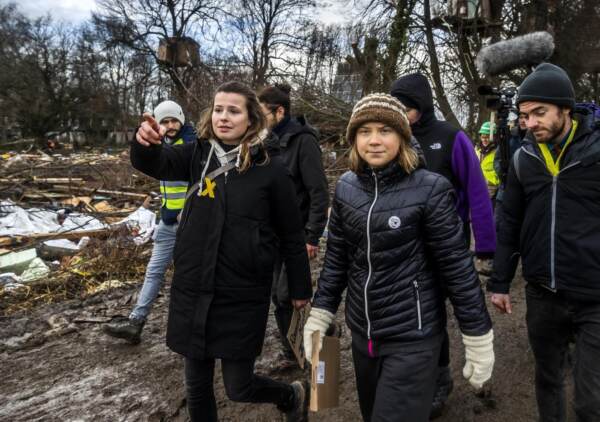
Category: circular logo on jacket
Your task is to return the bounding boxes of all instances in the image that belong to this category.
[388,216,401,229]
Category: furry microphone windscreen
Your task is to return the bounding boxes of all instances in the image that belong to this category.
[476,32,555,76]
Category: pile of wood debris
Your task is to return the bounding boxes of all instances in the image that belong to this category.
[0,148,160,315]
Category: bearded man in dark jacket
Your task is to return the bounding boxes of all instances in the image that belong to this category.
[258,83,329,365]
[489,63,600,422]
[391,73,496,417]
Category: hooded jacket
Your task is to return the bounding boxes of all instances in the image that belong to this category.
[130,136,312,359]
[488,107,600,300]
[273,115,329,245]
[312,160,492,353]
[390,74,496,257]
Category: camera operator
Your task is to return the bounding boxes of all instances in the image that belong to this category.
[488,63,600,421]
[493,112,527,225]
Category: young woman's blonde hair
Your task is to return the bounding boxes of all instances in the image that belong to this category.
[197,81,268,172]
[348,126,419,174]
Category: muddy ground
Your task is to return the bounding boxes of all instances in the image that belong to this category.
[0,260,576,422]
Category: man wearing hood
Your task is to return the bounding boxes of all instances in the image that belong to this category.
[391,74,496,418]
[258,83,329,366]
[104,100,196,344]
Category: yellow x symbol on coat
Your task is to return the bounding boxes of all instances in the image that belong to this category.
[200,177,216,199]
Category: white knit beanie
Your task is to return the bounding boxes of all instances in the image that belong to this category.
[153,100,185,125]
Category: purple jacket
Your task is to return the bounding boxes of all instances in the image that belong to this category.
[451,131,496,256]
[390,73,496,257]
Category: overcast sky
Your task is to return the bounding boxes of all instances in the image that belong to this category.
[6,0,98,22]
[6,0,349,25]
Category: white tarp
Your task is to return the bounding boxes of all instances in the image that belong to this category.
[0,200,106,237]
[0,200,156,245]
[117,206,157,245]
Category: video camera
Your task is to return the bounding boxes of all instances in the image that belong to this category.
[475,32,555,186]
[477,86,517,115]
[477,85,517,185]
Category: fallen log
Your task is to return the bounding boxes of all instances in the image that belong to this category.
[51,185,149,200]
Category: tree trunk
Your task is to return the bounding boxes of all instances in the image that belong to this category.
[423,0,461,128]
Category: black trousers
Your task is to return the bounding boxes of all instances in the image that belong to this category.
[526,283,600,422]
[272,255,294,354]
[352,340,441,422]
[184,357,294,422]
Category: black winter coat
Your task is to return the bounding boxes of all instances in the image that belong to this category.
[130,137,312,359]
[274,116,329,245]
[312,162,492,345]
[489,109,600,300]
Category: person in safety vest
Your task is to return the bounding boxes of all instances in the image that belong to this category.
[103,100,196,344]
[476,121,500,205]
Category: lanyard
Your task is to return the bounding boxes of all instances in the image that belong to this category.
[538,120,578,176]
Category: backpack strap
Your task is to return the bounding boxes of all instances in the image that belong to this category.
[513,148,523,184]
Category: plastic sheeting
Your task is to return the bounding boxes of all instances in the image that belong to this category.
[117,206,157,245]
[0,200,156,245]
[0,200,106,237]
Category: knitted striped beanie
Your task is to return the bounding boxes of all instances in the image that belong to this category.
[346,93,411,145]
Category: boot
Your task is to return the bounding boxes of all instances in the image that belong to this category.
[103,316,145,345]
[284,380,309,422]
[430,366,454,419]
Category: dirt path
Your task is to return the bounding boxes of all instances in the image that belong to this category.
[0,267,574,422]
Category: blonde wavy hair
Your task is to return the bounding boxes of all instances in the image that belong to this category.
[197,81,268,172]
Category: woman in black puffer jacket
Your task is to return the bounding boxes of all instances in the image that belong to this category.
[303,94,494,422]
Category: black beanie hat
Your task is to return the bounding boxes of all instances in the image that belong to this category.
[517,63,575,109]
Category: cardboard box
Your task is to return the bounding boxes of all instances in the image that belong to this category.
[286,304,311,369]
[310,330,340,411]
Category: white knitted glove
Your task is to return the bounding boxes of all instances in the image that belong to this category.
[462,329,495,389]
[303,307,335,364]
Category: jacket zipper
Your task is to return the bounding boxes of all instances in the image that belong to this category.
[550,175,558,289]
[523,147,581,291]
[413,280,422,330]
[364,172,379,354]
[549,160,580,290]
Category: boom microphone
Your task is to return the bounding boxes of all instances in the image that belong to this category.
[476,31,555,76]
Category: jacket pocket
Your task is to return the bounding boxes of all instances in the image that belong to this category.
[413,280,423,331]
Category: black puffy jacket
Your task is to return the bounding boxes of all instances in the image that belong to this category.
[313,162,492,345]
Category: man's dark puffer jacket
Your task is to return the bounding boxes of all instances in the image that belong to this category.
[312,161,492,344]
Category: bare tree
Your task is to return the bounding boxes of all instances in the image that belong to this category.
[93,0,224,107]
[227,0,316,88]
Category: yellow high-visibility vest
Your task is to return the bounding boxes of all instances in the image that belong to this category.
[477,148,499,187]
[159,138,188,210]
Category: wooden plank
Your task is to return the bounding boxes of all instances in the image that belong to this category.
[51,185,149,200]
[0,227,116,248]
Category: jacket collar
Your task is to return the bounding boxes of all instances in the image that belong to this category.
[357,161,409,189]
[275,115,318,148]
[521,111,598,162]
